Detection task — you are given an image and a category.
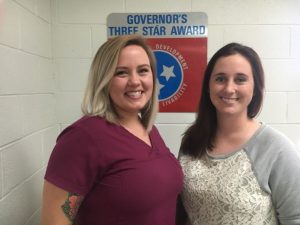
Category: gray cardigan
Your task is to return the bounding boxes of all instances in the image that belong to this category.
[245,124,300,224]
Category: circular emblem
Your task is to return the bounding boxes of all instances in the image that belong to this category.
[153,50,183,101]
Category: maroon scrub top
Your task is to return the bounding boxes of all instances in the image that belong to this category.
[45,116,183,225]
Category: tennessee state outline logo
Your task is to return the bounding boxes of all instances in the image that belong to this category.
[147,38,207,112]
[154,48,185,102]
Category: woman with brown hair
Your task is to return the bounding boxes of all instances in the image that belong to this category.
[178,43,300,225]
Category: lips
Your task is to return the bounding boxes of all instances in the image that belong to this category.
[125,90,143,98]
[220,97,238,103]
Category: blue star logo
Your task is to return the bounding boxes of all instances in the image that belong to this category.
[154,50,183,101]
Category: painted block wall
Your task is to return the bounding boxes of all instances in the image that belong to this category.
[0,0,299,224]
[0,0,59,224]
[53,0,300,157]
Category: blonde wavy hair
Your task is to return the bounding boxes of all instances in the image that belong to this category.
[81,35,158,132]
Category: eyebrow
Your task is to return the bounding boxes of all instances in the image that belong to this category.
[115,66,127,70]
[212,72,248,77]
[116,64,151,70]
[233,73,250,79]
[138,64,151,68]
[212,72,226,77]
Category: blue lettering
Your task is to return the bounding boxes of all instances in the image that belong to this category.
[181,14,187,23]
[108,26,138,36]
[142,26,149,35]
[170,25,206,36]
[142,26,166,36]
[127,15,133,24]
[126,14,189,25]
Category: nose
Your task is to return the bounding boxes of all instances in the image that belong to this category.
[224,80,236,93]
[128,72,140,86]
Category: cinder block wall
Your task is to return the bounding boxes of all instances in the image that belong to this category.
[0,0,59,224]
[0,0,299,224]
[53,0,300,155]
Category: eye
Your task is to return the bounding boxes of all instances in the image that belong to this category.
[235,75,248,83]
[215,76,225,83]
[114,70,127,77]
[138,66,151,75]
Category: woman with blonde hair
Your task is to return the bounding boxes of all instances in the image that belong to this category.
[42,35,183,225]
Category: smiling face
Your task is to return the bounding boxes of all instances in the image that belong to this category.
[209,53,255,119]
[109,45,154,119]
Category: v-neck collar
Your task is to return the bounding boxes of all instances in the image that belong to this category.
[117,124,154,149]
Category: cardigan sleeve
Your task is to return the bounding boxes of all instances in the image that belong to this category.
[269,141,300,225]
[246,124,300,225]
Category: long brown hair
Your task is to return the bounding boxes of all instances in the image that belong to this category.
[180,43,265,158]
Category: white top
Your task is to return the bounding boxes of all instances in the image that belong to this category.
[180,150,276,224]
